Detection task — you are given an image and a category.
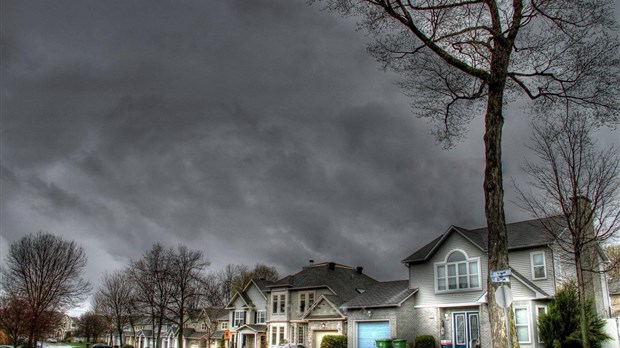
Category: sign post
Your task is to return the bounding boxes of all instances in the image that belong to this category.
[491,270,513,348]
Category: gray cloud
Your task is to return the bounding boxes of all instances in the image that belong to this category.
[1,0,618,313]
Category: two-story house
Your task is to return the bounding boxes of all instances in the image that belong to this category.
[266,262,378,348]
[399,216,611,348]
[227,279,273,348]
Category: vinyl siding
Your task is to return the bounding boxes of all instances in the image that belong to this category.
[508,247,555,297]
[409,231,487,306]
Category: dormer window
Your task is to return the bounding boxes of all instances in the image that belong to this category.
[435,250,481,292]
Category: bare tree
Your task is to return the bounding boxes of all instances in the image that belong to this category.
[516,111,620,347]
[0,293,29,347]
[94,270,138,348]
[311,1,620,346]
[128,244,175,348]
[75,312,107,344]
[0,232,91,348]
[604,244,620,284]
[165,245,210,348]
[229,264,279,299]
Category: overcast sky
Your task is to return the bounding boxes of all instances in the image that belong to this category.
[1,1,619,314]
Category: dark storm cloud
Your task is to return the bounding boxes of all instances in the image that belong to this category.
[2,0,617,309]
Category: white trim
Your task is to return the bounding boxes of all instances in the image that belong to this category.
[530,251,547,280]
[434,249,482,293]
[535,305,547,343]
[415,302,482,308]
[513,306,531,344]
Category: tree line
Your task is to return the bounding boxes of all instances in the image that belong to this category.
[0,236,277,348]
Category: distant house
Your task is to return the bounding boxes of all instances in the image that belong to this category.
[227,279,273,348]
[266,262,379,348]
[400,216,611,348]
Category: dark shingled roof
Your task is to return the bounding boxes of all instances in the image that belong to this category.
[403,217,559,265]
[268,262,378,305]
[341,280,417,309]
[251,278,274,293]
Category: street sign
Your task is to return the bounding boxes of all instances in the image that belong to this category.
[490,269,511,277]
[495,284,513,308]
[490,275,510,283]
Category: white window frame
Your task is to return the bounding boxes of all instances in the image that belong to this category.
[434,250,481,293]
[530,251,547,280]
[221,322,228,330]
[256,310,266,324]
[271,325,286,346]
[233,311,245,327]
[272,292,287,315]
[298,291,315,313]
[535,305,547,343]
[513,306,531,344]
[298,326,305,344]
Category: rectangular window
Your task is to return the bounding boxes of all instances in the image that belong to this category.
[272,293,286,314]
[298,291,315,313]
[531,252,547,279]
[272,294,278,314]
[300,293,306,313]
[298,326,305,344]
[201,323,207,330]
[256,311,266,324]
[234,311,245,327]
[279,327,285,343]
[514,307,531,343]
[279,294,286,313]
[536,306,547,343]
[271,327,277,346]
[221,322,228,330]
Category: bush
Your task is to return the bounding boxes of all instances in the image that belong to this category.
[320,335,347,348]
[122,345,134,348]
[538,279,610,348]
[413,335,435,348]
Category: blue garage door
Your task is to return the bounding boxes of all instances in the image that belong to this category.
[357,321,390,348]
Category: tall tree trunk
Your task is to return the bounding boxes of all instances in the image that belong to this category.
[484,41,518,348]
[574,253,591,348]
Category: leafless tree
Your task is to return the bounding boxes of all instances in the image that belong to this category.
[128,244,175,348]
[311,1,620,346]
[164,245,210,348]
[75,312,107,344]
[516,110,620,347]
[93,270,138,348]
[0,293,29,347]
[217,263,279,304]
[605,244,620,284]
[0,232,91,348]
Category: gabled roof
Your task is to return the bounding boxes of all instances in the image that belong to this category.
[247,278,274,295]
[235,324,267,333]
[341,280,418,309]
[301,294,346,320]
[268,262,378,305]
[403,217,558,265]
[226,290,253,309]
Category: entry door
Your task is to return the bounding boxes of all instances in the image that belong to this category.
[452,312,479,348]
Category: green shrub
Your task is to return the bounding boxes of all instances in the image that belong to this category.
[122,345,134,348]
[320,335,347,348]
[538,279,610,348]
[413,335,435,348]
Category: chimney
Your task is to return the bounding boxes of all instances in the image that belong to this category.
[356,266,363,274]
[309,259,314,265]
[328,262,335,270]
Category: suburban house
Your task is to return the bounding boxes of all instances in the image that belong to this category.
[227,279,273,348]
[340,280,417,348]
[400,216,612,348]
[265,262,379,348]
[54,314,79,341]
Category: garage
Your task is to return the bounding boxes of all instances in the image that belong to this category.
[357,321,390,348]
[313,330,339,348]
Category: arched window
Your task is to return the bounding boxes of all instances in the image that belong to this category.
[435,250,481,292]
